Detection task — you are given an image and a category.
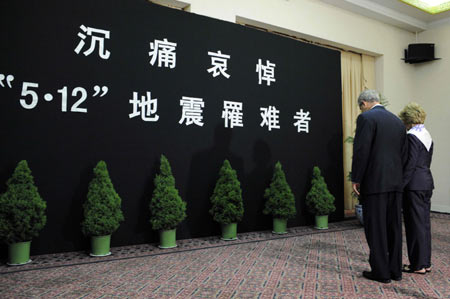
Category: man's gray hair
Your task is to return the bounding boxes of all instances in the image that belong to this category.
[358,89,380,106]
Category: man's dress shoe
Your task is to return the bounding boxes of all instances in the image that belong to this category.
[362,271,391,283]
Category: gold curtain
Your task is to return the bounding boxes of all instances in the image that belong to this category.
[341,52,375,210]
[362,55,375,90]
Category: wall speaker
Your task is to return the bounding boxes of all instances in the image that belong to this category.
[403,43,440,64]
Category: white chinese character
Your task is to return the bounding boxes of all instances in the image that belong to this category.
[74,25,111,59]
[129,91,159,122]
[179,96,205,126]
[207,50,231,78]
[293,109,311,133]
[222,101,243,128]
[256,59,276,86]
[260,106,280,131]
[149,38,177,69]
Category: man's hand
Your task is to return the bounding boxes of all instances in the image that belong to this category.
[352,183,360,196]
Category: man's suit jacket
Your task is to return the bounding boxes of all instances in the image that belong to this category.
[351,105,407,195]
[403,134,434,191]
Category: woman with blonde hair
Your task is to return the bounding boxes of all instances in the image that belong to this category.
[398,102,434,274]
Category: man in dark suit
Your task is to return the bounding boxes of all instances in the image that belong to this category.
[351,90,407,283]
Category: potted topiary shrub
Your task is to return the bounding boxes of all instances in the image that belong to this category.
[81,161,124,256]
[149,154,187,249]
[0,160,47,265]
[209,160,244,240]
[263,161,296,234]
[305,166,336,229]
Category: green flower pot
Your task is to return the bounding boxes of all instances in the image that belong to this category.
[7,241,32,266]
[90,235,111,256]
[159,229,177,249]
[221,223,237,240]
[272,218,287,234]
[315,215,329,229]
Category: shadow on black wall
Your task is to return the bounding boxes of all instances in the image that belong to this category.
[185,125,244,238]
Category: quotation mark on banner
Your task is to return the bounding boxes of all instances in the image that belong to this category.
[0,74,14,88]
[92,85,108,97]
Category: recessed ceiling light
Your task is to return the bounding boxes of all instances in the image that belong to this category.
[400,0,450,14]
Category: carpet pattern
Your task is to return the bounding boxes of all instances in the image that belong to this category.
[0,215,449,298]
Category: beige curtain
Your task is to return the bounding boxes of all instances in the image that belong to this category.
[341,52,375,210]
[362,55,375,90]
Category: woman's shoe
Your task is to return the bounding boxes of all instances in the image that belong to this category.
[425,267,432,273]
[402,264,426,274]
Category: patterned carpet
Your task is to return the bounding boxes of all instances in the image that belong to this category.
[0,214,449,298]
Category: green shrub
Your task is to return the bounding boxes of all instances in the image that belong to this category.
[149,155,187,230]
[81,161,124,236]
[209,160,244,224]
[263,161,296,219]
[306,166,336,216]
[0,160,47,244]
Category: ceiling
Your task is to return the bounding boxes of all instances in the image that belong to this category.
[321,0,450,32]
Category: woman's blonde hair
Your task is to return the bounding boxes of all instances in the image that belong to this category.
[398,102,426,125]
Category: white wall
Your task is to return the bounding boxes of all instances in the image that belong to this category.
[414,22,450,213]
[181,0,449,212]
[185,0,415,110]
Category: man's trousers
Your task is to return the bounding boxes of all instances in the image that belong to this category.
[362,192,403,279]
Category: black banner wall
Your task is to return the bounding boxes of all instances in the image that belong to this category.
[0,0,343,255]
